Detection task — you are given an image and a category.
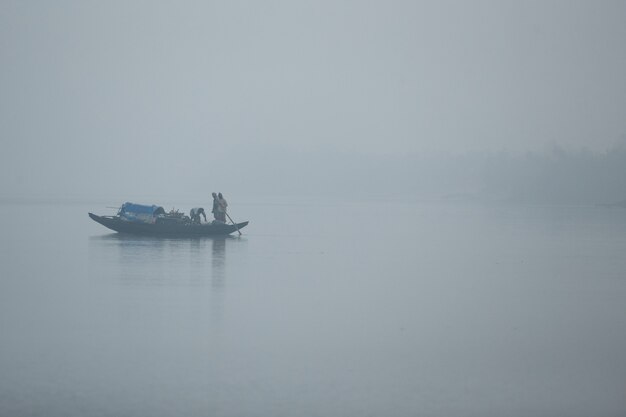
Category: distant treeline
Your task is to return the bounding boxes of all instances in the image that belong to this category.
[479,145,626,204]
[234,144,626,204]
[4,143,625,206]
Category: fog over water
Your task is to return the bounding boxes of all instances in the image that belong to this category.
[2,1,626,203]
[2,1,626,416]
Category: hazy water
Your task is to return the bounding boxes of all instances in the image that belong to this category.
[1,199,626,417]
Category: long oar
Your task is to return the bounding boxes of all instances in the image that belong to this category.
[224,212,242,236]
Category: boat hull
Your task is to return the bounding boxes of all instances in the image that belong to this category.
[89,213,248,237]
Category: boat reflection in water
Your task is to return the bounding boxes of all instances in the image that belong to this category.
[88,233,236,288]
[211,237,226,289]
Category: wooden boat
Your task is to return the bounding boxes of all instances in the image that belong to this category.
[89,212,248,236]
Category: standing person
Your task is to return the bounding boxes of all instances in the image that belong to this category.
[217,192,228,223]
[211,192,219,221]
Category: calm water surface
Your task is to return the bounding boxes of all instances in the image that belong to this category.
[1,199,626,417]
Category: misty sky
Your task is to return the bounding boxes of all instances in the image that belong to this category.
[2,1,626,199]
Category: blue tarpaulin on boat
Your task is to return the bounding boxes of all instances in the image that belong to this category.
[119,202,165,223]
[120,203,163,215]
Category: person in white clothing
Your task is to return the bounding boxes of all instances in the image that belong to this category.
[216,192,228,222]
